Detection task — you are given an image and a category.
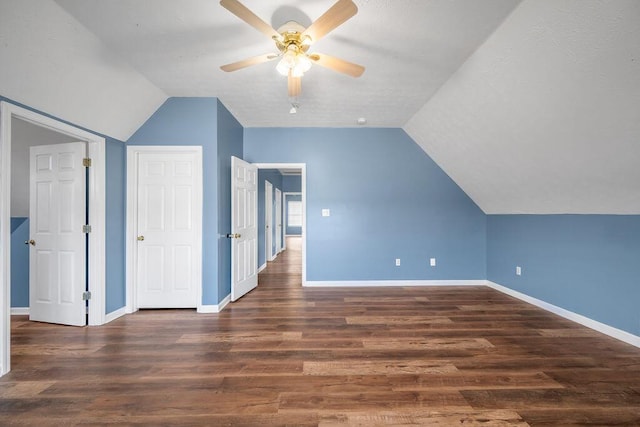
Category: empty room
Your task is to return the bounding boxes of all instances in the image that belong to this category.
[1,0,639,425]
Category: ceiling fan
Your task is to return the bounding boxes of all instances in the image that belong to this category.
[219,0,365,104]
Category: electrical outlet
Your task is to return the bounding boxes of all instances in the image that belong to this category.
[395,258,401,267]
[321,209,330,217]
[516,266,522,276]
[430,258,436,267]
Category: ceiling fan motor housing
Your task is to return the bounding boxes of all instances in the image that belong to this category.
[274,21,311,54]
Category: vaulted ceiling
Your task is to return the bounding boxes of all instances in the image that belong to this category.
[1,0,638,214]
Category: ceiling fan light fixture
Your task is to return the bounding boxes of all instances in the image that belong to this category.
[277,45,311,77]
[277,48,297,75]
[220,0,364,99]
[295,54,312,73]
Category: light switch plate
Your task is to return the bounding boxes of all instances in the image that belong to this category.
[322,209,330,217]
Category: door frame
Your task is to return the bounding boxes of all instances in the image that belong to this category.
[264,181,274,262]
[0,101,107,376]
[125,146,203,313]
[254,163,307,286]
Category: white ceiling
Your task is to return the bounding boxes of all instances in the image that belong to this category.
[52,0,520,127]
[405,0,640,214]
[2,0,638,214]
[0,0,166,142]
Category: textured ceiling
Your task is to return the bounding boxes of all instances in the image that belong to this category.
[53,0,520,128]
[405,0,640,214]
[0,0,167,141]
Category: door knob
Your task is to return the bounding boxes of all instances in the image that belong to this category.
[226,233,241,239]
[25,240,36,246]
[137,236,145,241]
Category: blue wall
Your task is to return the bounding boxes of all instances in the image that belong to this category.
[244,128,487,281]
[257,169,283,268]
[216,100,243,301]
[10,218,29,307]
[105,140,126,313]
[285,194,302,236]
[2,95,127,315]
[128,97,220,305]
[487,214,640,336]
[282,175,302,192]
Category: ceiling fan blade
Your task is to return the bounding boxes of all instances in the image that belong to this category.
[220,53,278,72]
[288,74,301,98]
[220,0,280,40]
[309,53,364,77]
[302,0,358,43]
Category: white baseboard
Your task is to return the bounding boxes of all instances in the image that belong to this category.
[258,263,267,273]
[486,280,640,348]
[304,280,486,288]
[104,306,126,324]
[197,294,231,313]
[10,307,29,315]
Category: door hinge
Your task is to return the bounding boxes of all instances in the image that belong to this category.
[82,224,92,233]
[83,157,92,167]
[82,291,91,301]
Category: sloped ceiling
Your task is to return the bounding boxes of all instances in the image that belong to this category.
[0,0,167,141]
[405,0,640,214]
[1,0,638,214]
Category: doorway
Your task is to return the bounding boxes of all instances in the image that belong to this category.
[255,163,306,285]
[265,181,274,262]
[0,101,107,376]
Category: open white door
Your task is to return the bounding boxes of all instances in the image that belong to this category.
[231,156,258,301]
[265,181,273,262]
[29,142,87,326]
[134,149,202,308]
[275,188,282,254]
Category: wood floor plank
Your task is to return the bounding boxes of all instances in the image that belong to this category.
[3,236,640,425]
[303,360,459,375]
[362,337,494,351]
[318,409,530,426]
[388,372,564,391]
[278,390,472,412]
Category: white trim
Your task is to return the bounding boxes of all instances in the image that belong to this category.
[0,103,10,376]
[254,163,307,286]
[304,280,486,288]
[265,180,274,262]
[197,294,231,313]
[0,101,107,377]
[486,281,640,349]
[10,308,29,316]
[258,262,267,273]
[87,135,106,327]
[104,307,127,324]
[126,146,203,313]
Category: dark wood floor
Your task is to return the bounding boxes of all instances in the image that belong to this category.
[2,236,640,425]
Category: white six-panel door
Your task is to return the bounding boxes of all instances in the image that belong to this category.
[29,142,87,326]
[135,150,202,308]
[231,156,258,302]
